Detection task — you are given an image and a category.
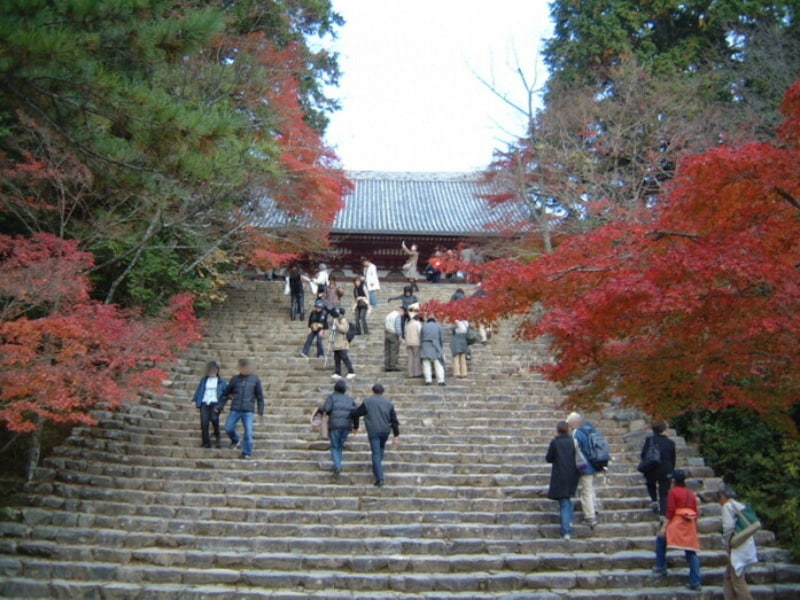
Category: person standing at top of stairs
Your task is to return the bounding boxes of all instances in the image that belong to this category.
[217,358,265,460]
[362,256,380,307]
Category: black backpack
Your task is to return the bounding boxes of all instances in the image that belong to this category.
[637,436,662,473]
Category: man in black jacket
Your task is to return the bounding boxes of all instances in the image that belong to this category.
[351,384,400,487]
[546,421,580,540]
[317,380,358,476]
[217,359,265,460]
[641,421,677,516]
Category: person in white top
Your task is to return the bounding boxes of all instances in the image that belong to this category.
[191,361,227,449]
[302,263,329,298]
[718,486,758,599]
[361,257,380,307]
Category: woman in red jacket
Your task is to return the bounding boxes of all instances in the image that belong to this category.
[651,469,702,591]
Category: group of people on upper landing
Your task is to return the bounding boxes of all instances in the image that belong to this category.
[285,244,488,385]
[546,415,759,598]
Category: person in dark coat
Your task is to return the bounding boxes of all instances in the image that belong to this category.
[351,384,400,487]
[641,421,677,516]
[217,359,265,460]
[546,421,580,540]
[420,316,446,386]
[316,380,358,476]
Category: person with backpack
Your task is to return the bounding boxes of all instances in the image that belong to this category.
[650,469,702,592]
[717,486,758,599]
[639,421,677,516]
[567,412,609,528]
[315,380,358,476]
[384,306,406,372]
[329,307,356,381]
[451,319,469,379]
[546,421,580,540]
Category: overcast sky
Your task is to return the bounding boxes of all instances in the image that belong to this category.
[323,0,553,173]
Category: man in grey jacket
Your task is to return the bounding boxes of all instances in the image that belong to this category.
[217,358,265,460]
[420,316,446,386]
[351,384,400,487]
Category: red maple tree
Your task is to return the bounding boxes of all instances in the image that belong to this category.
[433,78,800,424]
[0,233,201,436]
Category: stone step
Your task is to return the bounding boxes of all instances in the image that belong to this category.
[1,561,798,596]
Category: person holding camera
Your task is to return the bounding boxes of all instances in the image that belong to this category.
[299,300,328,359]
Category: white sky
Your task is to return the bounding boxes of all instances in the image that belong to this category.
[323,0,553,173]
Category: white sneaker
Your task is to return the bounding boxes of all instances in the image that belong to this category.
[346,373,356,380]
[331,374,342,380]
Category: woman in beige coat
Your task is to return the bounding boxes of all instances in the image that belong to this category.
[404,314,423,378]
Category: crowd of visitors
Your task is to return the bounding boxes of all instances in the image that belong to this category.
[188,247,763,597]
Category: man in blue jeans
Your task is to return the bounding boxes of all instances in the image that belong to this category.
[316,380,358,475]
[217,358,264,460]
[351,384,400,487]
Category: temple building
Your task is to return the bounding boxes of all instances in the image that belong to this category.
[327,171,529,276]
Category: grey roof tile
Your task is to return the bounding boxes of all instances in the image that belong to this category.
[333,172,529,235]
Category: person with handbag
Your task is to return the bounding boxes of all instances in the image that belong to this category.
[650,469,702,591]
[717,486,758,599]
[315,380,358,476]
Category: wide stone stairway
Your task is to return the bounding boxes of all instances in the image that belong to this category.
[1,281,799,599]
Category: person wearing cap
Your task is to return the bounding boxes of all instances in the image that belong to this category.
[191,361,227,449]
[330,307,356,381]
[316,380,359,476]
[383,305,406,372]
[651,469,702,591]
[362,256,380,307]
[217,358,265,460]
[299,300,329,359]
[566,412,599,528]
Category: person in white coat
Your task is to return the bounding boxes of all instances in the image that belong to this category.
[717,486,758,600]
[361,257,380,307]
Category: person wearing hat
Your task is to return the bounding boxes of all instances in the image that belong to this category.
[299,300,329,359]
[383,305,406,372]
[717,485,758,599]
[651,469,702,591]
[191,361,227,448]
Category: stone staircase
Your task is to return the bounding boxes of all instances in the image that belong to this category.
[1,280,799,599]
